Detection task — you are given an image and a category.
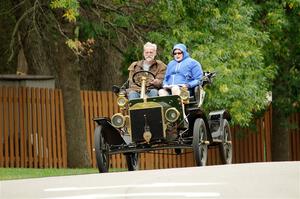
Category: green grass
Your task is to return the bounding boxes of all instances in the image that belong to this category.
[0,168,101,180]
[0,167,127,180]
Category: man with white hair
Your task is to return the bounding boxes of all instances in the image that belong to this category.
[127,42,166,100]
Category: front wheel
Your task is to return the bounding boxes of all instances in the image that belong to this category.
[219,119,232,164]
[192,118,208,166]
[94,126,110,173]
[125,153,139,171]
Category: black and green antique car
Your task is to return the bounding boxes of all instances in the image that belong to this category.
[93,71,232,173]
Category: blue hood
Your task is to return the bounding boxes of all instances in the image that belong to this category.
[163,43,203,88]
[172,43,190,62]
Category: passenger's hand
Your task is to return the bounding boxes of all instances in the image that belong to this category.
[150,79,160,87]
[177,84,189,88]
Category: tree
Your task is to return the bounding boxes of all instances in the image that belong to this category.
[50,0,152,90]
[3,0,154,167]
[7,0,91,167]
[0,0,17,73]
[145,0,300,160]
[143,0,276,126]
[249,0,300,160]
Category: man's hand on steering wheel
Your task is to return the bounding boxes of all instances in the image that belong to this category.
[132,70,156,88]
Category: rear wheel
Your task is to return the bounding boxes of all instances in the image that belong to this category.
[219,119,232,164]
[125,153,139,171]
[94,126,110,173]
[192,118,208,166]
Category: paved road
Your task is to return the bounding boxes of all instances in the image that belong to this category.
[1,161,299,199]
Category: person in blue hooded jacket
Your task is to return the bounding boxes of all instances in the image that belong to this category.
[158,43,203,96]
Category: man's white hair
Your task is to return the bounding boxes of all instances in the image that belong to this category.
[144,42,157,51]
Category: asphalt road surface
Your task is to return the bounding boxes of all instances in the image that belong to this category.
[1,161,299,199]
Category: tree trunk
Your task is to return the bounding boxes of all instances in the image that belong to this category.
[55,43,91,168]
[271,93,290,161]
[13,0,91,167]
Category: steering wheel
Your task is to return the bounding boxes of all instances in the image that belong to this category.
[132,70,155,87]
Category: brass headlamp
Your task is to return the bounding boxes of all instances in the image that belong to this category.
[165,107,180,123]
[117,93,128,108]
[111,113,125,128]
[180,85,190,103]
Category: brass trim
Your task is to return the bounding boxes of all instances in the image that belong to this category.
[125,115,131,135]
[111,113,125,128]
[129,101,166,141]
[117,95,128,107]
[129,101,162,110]
[180,86,190,104]
[165,107,180,123]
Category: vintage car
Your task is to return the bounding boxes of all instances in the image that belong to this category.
[93,70,232,173]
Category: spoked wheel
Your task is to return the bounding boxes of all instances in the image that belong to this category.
[125,153,139,171]
[219,119,232,164]
[94,126,110,173]
[192,118,208,166]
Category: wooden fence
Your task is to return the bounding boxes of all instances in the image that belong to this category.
[0,87,67,168]
[1,87,299,169]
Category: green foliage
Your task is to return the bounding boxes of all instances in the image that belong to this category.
[113,15,130,28]
[0,1,17,74]
[79,19,110,39]
[50,0,80,22]
[72,0,280,126]
[50,0,299,127]
[142,0,277,126]
[81,0,93,6]
[250,0,300,114]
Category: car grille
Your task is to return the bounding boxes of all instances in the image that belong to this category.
[129,107,164,142]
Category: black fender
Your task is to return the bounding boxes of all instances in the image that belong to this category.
[187,109,213,143]
[208,109,231,140]
[93,117,126,145]
[208,109,231,121]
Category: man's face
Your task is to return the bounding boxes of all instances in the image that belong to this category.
[143,47,156,62]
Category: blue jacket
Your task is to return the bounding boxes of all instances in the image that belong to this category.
[163,43,203,88]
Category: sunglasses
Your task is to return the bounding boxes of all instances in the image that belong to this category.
[173,52,183,55]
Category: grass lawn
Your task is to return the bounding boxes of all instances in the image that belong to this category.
[0,168,124,180]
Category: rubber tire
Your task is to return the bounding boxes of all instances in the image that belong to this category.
[125,153,139,171]
[94,126,110,173]
[219,119,233,164]
[192,118,208,166]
